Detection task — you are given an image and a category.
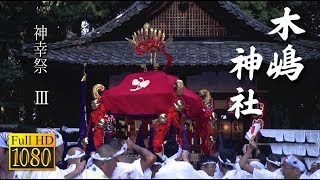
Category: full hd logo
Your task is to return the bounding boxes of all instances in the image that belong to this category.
[8,133,56,170]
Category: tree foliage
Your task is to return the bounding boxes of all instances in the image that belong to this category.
[0,1,134,85]
[236,1,320,40]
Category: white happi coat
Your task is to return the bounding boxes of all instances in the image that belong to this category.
[25,166,65,179]
[61,164,84,179]
[310,169,320,179]
[79,164,109,179]
[299,172,309,179]
[12,171,31,179]
[112,158,152,179]
[252,168,284,179]
[221,163,253,179]
[154,159,201,179]
[197,170,215,179]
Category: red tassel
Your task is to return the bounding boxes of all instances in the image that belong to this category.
[162,48,173,66]
[153,121,170,153]
[90,102,108,150]
[193,103,215,155]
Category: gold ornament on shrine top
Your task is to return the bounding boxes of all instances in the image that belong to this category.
[126,22,173,70]
[174,80,184,96]
[92,84,105,100]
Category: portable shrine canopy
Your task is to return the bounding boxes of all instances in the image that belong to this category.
[101,70,205,120]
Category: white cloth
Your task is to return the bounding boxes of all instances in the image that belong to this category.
[130,158,152,179]
[310,169,320,179]
[250,161,265,169]
[274,131,284,142]
[283,130,295,142]
[219,163,252,179]
[64,150,85,161]
[300,172,309,179]
[12,171,31,179]
[266,157,281,167]
[306,144,319,157]
[112,158,152,179]
[60,164,82,179]
[295,130,306,143]
[295,144,307,156]
[213,171,224,179]
[282,143,294,155]
[252,168,284,179]
[27,166,65,179]
[79,164,108,179]
[240,170,254,179]
[112,162,133,179]
[304,157,319,170]
[270,143,283,155]
[197,170,214,179]
[284,155,307,173]
[260,129,275,138]
[214,165,224,179]
[306,130,320,143]
[87,152,113,168]
[222,170,248,179]
[154,159,201,179]
[234,163,241,171]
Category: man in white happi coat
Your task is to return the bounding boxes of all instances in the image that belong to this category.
[281,154,309,179]
[197,154,218,179]
[28,129,86,179]
[149,154,165,179]
[217,150,250,179]
[239,137,284,179]
[309,161,320,179]
[79,144,118,179]
[110,137,156,179]
[153,139,201,179]
[61,147,86,178]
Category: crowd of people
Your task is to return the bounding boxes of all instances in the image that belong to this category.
[1,129,320,179]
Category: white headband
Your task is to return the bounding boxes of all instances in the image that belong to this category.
[218,155,234,167]
[154,162,163,166]
[86,143,128,168]
[284,155,307,173]
[202,161,217,165]
[87,152,114,168]
[162,144,183,162]
[64,150,85,161]
[266,157,281,167]
[0,132,10,148]
[113,143,128,157]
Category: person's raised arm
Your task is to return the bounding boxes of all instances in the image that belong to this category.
[239,137,257,174]
[126,137,156,172]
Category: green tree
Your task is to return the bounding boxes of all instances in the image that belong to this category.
[0,1,134,83]
[236,1,320,40]
[0,1,134,123]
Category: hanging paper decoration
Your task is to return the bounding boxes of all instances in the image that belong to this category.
[251,100,267,128]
